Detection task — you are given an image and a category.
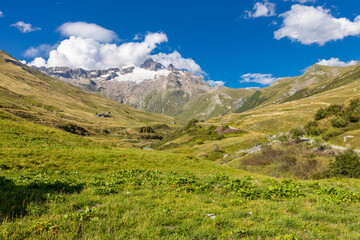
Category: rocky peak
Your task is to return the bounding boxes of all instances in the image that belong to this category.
[167,64,176,72]
[140,58,165,71]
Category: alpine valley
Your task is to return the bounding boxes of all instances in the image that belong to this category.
[2,48,360,239]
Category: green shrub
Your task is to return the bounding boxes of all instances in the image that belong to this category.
[331,116,348,128]
[349,98,360,111]
[221,125,229,131]
[184,119,198,130]
[290,127,304,139]
[315,108,327,121]
[329,149,360,178]
[304,121,322,136]
[315,104,343,120]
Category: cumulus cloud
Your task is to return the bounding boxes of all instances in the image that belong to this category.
[152,51,204,75]
[275,5,360,45]
[245,1,276,18]
[23,44,58,58]
[206,80,225,87]
[58,22,118,42]
[240,73,278,85]
[11,21,41,33]
[0,11,3,18]
[27,31,204,75]
[317,58,358,67]
[29,57,47,68]
[28,33,167,70]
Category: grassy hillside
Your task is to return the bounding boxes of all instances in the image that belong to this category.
[0,50,180,142]
[209,74,360,136]
[2,110,360,239]
[177,87,255,121]
[235,64,351,113]
[152,65,360,174]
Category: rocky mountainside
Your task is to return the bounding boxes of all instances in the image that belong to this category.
[35,58,253,120]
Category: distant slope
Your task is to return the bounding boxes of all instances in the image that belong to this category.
[0,50,179,140]
[209,72,360,136]
[235,64,351,113]
[177,86,255,120]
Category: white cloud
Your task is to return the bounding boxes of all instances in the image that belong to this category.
[58,22,118,42]
[11,21,41,33]
[27,31,204,75]
[152,51,204,75]
[206,80,225,87]
[0,11,3,18]
[317,58,358,67]
[29,57,47,67]
[29,33,166,69]
[275,5,360,45]
[240,73,278,85]
[19,60,26,64]
[245,1,276,18]
[23,44,58,58]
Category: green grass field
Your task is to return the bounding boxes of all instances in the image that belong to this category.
[2,104,360,239]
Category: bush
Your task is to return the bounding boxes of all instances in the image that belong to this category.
[315,105,343,120]
[221,125,229,131]
[290,127,304,139]
[184,119,198,130]
[349,98,360,111]
[304,121,322,136]
[329,149,360,178]
[331,116,348,128]
[315,108,327,121]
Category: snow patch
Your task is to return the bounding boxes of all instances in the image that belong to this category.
[113,67,170,83]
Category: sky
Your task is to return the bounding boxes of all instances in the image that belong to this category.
[1,0,360,88]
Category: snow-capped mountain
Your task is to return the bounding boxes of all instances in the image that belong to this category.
[34,58,216,118]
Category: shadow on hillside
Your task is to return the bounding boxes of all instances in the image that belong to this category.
[0,176,84,220]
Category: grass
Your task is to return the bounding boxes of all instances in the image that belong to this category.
[2,107,360,239]
[3,167,360,239]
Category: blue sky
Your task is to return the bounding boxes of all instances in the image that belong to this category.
[1,0,360,88]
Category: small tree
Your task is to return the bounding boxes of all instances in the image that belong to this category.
[329,149,360,178]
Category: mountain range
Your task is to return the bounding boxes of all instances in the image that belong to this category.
[34,57,360,122]
[34,58,257,121]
